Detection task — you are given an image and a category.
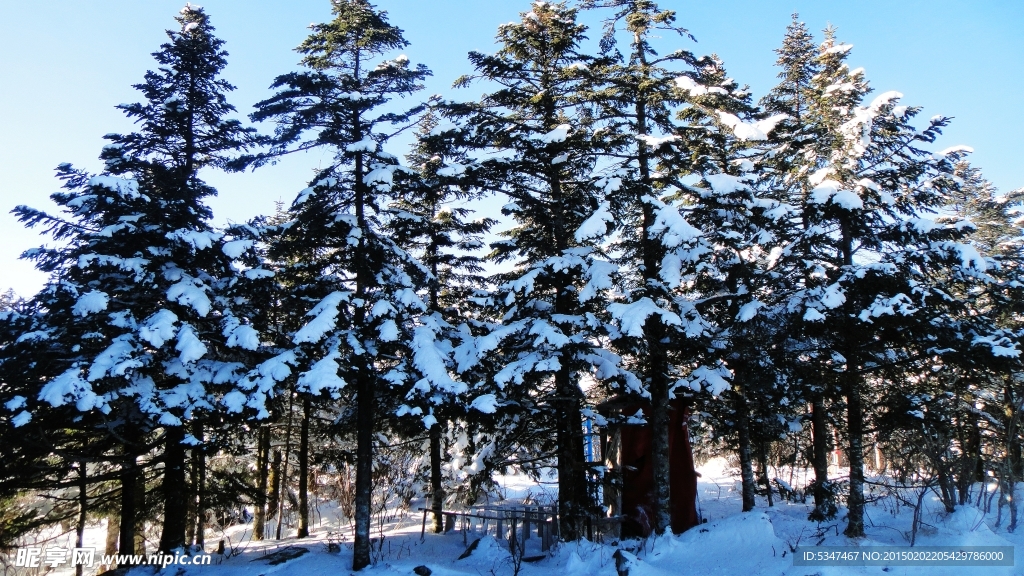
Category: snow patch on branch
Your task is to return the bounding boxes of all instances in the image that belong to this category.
[470,393,498,414]
[718,112,788,141]
[73,290,109,317]
[140,309,178,347]
[608,298,683,338]
[293,291,349,344]
[222,239,254,259]
[297,349,347,395]
[536,124,571,143]
[167,279,212,316]
[575,202,614,242]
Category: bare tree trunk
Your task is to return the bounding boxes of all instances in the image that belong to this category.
[430,417,444,533]
[937,468,956,513]
[276,394,294,540]
[648,361,672,534]
[253,426,270,541]
[736,390,757,512]
[102,512,119,573]
[1004,381,1022,532]
[105,512,120,556]
[810,397,834,520]
[134,464,146,556]
[76,462,87,576]
[958,422,981,506]
[186,445,198,546]
[159,426,188,553]
[839,219,864,538]
[757,443,774,508]
[843,373,866,538]
[297,396,311,538]
[555,366,590,540]
[194,422,206,549]
[352,102,374,572]
[352,368,374,570]
[118,453,137,559]
[269,450,282,518]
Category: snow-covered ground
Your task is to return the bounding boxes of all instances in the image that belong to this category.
[13,458,1022,576]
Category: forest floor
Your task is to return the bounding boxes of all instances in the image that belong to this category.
[30,458,1024,576]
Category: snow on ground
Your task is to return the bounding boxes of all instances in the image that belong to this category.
[18,458,1024,576]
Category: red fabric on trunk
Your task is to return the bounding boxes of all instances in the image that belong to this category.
[617,399,698,536]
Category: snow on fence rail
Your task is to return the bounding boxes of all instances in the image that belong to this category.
[419,505,559,552]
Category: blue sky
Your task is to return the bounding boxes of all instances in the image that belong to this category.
[1,0,1021,297]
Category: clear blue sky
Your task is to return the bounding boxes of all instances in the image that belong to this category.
[1,0,1021,297]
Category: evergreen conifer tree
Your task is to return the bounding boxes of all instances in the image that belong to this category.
[581,0,784,533]
[759,15,837,519]
[767,28,1014,537]
[7,4,256,554]
[387,113,494,532]
[244,0,430,568]
[447,1,635,539]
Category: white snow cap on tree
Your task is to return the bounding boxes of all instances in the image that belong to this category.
[72,290,109,317]
[718,112,788,141]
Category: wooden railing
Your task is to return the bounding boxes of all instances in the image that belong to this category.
[419,505,559,552]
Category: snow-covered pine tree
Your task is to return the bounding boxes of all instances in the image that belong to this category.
[447,1,628,539]
[581,0,779,533]
[387,113,494,533]
[244,0,430,568]
[870,166,1024,519]
[0,295,109,550]
[758,15,838,520]
[771,28,1017,537]
[7,4,257,554]
[925,164,1024,519]
[668,56,803,514]
[0,289,18,311]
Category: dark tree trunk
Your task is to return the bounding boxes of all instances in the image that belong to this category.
[958,420,983,504]
[186,446,198,546]
[253,426,270,540]
[194,422,206,549]
[648,357,672,535]
[810,395,832,518]
[757,443,774,508]
[843,374,866,537]
[159,426,188,553]
[298,396,311,538]
[736,391,757,512]
[352,368,374,570]
[556,367,590,540]
[105,512,120,557]
[268,449,281,519]
[76,462,87,576]
[936,465,956,513]
[134,462,146,555]
[118,454,138,560]
[631,45,673,534]
[430,418,444,533]
[958,421,982,506]
[351,96,374,571]
[276,394,294,540]
[839,219,865,538]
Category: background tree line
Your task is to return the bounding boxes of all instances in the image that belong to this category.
[1,0,1022,572]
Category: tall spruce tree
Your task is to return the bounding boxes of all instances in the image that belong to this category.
[244,0,430,568]
[759,15,838,519]
[447,1,635,539]
[582,0,769,533]
[7,4,257,554]
[681,68,799,514]
[767,28,1015,536]
[387,113,494,532]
